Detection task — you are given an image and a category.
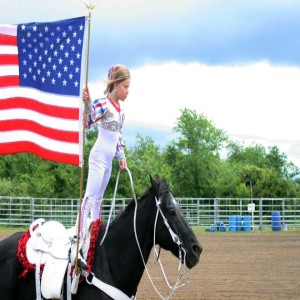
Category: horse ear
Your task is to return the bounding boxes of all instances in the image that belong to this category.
[149,174,155,185]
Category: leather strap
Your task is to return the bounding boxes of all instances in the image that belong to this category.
[86,273,134,300]
[35,251,42,300]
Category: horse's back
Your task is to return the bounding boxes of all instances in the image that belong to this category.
[0,231,24,300]
[0,231,23,256]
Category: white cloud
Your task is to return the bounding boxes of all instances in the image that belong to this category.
[88,61,300,167]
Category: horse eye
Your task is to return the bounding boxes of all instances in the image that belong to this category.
[168,208,176,215]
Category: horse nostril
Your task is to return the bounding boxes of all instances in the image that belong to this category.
[192,244,202,255]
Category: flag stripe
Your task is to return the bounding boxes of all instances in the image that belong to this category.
[0,54,18,65]
[0,98,79,119]
[0,119,79,143]
[0,108,79,131]
[0,141,79,165]
[0,24,17,37]
[0,130,79,154]
[0,34,17,46]
[0,65,19,76]
[1,86,80,108]
[0,46,18,55]
[0,76,20,87]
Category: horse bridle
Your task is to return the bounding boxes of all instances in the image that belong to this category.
[152,196,191,298]
[153,196,187,269]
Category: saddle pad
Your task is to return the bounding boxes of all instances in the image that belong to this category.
[41,255,69,299]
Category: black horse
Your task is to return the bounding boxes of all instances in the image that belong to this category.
[0,176,202,299]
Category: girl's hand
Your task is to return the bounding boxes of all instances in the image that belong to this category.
[83,87,91,104]
[119,159,127,171]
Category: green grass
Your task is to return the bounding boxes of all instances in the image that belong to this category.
[192,226,300,234]
[0,226,26,234]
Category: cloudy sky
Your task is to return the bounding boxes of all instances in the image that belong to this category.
[2,0,300,167]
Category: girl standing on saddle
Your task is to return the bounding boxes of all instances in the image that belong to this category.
[80,64,130,238]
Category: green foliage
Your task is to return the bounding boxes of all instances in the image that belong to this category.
[173,108,227,154]
[227,142,299,179]
[212,160,243,197]
[169,108,228,197]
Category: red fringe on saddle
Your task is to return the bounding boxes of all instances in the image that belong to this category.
[17,230,41,279]
[16,219,102,279]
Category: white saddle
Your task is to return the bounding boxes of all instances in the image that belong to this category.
[26,218,77,300]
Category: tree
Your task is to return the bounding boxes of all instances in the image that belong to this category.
[169,108,227,197]
[227,142,267,168]
[266,145,299,179]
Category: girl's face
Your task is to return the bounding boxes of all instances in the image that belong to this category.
[116,78,130,101]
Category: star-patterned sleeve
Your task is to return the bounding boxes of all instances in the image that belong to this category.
[85,98,107,130]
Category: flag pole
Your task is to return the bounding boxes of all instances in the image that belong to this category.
[74,1,96,278]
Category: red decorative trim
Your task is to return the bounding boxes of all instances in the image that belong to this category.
[86,219,102,273]
[107,96,120,113]
[17,230,44,279]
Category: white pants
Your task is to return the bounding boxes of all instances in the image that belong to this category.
[79,127,119,236]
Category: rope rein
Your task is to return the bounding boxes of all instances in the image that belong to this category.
[152,197,190,299]
[100,169,121,245]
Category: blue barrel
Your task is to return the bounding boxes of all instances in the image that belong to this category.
[272,211,281,231]
[243,215,251,232]
[228,215,236,232]
[236,215,242,232]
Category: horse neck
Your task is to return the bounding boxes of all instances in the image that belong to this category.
[95,191,157,294]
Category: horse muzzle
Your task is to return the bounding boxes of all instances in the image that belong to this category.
[186,242,202,269]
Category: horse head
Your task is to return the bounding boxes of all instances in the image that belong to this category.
[149,175,202,269]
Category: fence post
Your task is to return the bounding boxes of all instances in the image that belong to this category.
[239,198,243,216]
[197,198,200,226]
[282,199,285,227]
[259,198,263,232]
[30,197,34,223]
[214,198,219,229]
[9,197,12,226]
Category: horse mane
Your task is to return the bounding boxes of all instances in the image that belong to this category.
[109,176,170,225]
[109,186,151,226]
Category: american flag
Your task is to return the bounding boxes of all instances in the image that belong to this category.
[0,16,86,166]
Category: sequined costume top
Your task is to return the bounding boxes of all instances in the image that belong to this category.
[86,97,125,161]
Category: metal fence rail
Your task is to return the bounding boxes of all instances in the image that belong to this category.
[0,196,299,230]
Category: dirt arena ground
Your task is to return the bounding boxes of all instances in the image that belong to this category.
[1,230,299,299]
[136,232,300,300]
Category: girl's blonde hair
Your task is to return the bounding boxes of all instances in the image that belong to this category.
[104,64,130,94]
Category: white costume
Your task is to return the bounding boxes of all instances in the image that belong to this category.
[80,96,125,236]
